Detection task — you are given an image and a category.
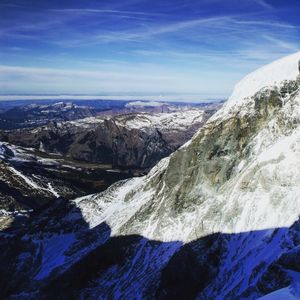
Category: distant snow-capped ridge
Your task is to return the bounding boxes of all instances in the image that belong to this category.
[114,109,205,131]
[125,101,166,107]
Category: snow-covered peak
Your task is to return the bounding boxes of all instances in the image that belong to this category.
[125,101,166,107]
[229,51,300,105]
[210,52,300,122]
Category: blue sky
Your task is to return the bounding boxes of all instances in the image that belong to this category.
[0,0,300,100]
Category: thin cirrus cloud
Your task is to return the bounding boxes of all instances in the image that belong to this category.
[262,35,299,51]
[49,16,299,49]
[0,64,237,97]
[49,8,161,16]
[253,0,273,10]
[0,0,299,98]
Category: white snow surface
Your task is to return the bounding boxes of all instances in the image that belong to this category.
[115,109,204,131]
[125,101,166,107]
[211,51,300,121]
[229,51,300,105]
[0,142,63,198]
[9,167,40,189]
[47,183,60,198]
[74,157,170,237]
[35,233,75,280]
[258,284,300,300]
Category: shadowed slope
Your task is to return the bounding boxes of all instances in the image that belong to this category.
[1,199,300,299]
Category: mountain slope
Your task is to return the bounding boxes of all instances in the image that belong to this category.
[1,52,300,299]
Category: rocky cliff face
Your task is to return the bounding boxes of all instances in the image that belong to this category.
[1,53,300,299]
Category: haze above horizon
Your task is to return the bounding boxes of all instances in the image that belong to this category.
[0,0,300,100]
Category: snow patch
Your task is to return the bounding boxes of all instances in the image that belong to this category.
[116,109,204,131]
[9,167,40,189]
[48,183,60,198]
[258,285,300,300]
[125,101,166,107]
[35,233,75,280]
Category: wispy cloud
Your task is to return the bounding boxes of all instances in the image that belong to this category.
[47,15,300,48]
[1,0,300,96]
[0,65,176,81]
[49,8,161,16]
[262,35,299,51]
[0,63,239,96]
[134,44,298,69]
[69,17,300,47]
[253,0,273,10]
[232,20,299,29]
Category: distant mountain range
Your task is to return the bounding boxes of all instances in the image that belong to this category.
[0,99,223,129]
[0,103,221,169]
[0,102,96,129]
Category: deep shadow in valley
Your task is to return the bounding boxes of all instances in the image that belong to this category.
[1,199,299,299]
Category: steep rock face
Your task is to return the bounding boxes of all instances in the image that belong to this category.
[1,53,300,299]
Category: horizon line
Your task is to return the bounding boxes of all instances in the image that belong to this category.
[0,94,228,103]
